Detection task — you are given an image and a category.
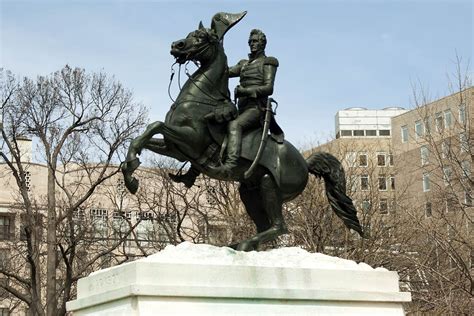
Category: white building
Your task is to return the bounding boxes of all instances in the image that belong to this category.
[335,107,408,138]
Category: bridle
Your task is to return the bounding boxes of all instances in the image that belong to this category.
[168,30,231,104]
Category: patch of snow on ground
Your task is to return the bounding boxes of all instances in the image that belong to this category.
[141,242,385,271]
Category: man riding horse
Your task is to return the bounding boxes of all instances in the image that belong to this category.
[122,12,364,251]
[170,28,283,187]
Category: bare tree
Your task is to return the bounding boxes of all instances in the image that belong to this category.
[0,66,147,315]
[402,57,473,313]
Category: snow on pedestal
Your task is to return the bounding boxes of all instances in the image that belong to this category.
[66,242,411,315]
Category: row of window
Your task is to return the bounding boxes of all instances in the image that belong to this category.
[345,152,394,167]
[349,175,395,192]
[424,194,473,217]
[422,163,471,191]
[0,209,177,241]
[420,135,470,166]
[359,198,394,215]
[401,104,467,143]
[338,129,391,138]
[75,209,176,223]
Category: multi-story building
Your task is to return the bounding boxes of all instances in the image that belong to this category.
[312,107,408,221]
[336,107,407,139]
[391,87,473,216]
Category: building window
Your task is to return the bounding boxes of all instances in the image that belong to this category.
[113,210,132,220]
[379,199,388,214]
[460,132,469,152]
[420,146,429,166]
[91,208,108,220]
[137,211,154,221]
[422,173,430,192]
[377,153,386,167]
[461,160,471,179]
[20,213,43,241]
[353,130,364,137]
[444,110,453,128]
[401,125,408,143]
[359,153,368,167]
[390,176,395,190]
[365,130,377,136]
[0,278,9,300]
[425,202,432,217]
[379,130,391,136]
[378,176,387,191]
[0,215,13,241]
[441,139,451,158]
[90,209,108,238]
[22,171,31,192]
[388,153,394,166]
[415,120,424,139]
[435,112,444,132]
[360,175,369,191]
[348,175,359,193]
[446,197,456,212]
[73,209,86,221]
[0,249,9,269]
[117,177,126,197]
[0,308,10,316]
[443,166,452,185]
[361,200,371,212]
[345,151,357,167]
[465,191,472,207]
[459,103,466,124]
[340,130,352,137]
[424,117,431,133]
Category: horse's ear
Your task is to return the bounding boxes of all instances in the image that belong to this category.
[198,21,205,30]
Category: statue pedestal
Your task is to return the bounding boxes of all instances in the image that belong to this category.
[66,242,410,315]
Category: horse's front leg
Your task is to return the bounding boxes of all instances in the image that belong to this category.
[122,121,165,194]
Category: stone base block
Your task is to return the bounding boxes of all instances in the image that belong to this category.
[66,243,411,315]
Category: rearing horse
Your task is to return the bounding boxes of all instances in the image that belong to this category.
[122,12,364,251]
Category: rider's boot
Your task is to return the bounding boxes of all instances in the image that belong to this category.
[214,128,241,178]
[169,165,200,188]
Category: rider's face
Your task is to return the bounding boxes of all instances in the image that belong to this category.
[248,35,264,54]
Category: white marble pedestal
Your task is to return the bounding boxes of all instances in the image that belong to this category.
[66,242,411,315]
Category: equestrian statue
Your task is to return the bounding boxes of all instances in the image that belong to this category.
[122,11,364,251]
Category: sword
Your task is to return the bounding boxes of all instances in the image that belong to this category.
[244,98,277,179]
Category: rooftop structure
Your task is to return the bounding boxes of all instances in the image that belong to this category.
[335,107,408,138]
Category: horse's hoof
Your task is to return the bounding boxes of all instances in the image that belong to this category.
[236,240,259,252]
[125,177,139,194]
[228,242,239,250]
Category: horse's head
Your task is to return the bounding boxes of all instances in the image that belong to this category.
[170,23,219,65]
[170,12,247,65]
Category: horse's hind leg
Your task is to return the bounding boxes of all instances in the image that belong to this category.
[236,174,288,251]
[240,183,271,233]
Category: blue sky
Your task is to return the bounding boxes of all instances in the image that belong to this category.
[1,0,472,148]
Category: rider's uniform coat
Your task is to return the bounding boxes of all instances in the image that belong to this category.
[229,53,279,114]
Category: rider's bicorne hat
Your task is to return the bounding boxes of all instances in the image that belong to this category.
[210,11,247,40]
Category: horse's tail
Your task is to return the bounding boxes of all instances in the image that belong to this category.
[306,152,365,237]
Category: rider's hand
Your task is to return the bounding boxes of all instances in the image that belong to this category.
[234,85,245,98]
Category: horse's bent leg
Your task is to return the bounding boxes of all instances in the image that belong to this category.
[122,122,171,194]
[236,174,288,251]
[144,138,187,162]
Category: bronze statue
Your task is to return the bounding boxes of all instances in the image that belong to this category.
[122,12,364,251]
[170,28,283,186]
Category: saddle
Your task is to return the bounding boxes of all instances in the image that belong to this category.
[207,120,284,186]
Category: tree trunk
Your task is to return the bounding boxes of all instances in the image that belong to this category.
[46,167,57,316]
